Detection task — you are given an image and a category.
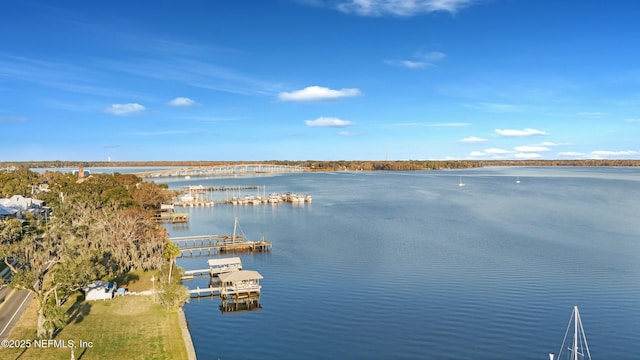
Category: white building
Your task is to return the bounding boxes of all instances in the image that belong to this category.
[83,281,116,301]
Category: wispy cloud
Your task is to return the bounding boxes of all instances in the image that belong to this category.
[536,141,561,146]
[558,150,640,159]
[558,151,587,157]
[460,136,487,143]
[305,117,354,127]
[468,148,513,157]
[335,0,474,16]
[385,51,446,69]
[467,102,520,113]
[168,97,198,107]
[338,131,359,136]
[624,118,640,123]
[579,111,606,117]
[129,130,205,136]
[514,145,550,152]
[0,116,28,123]
[590,150,638,156]
[484,148,512,154]
[385,60,429,69]
[0,53,148,99]
[177,116,238,122]
[427,122,469,127]
[279,86,361,101]
[514,152,542,159]
[95,52,282,97]
[105,103,146,116]
[495,128,547,137]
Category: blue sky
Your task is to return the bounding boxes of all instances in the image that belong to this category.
[1,0,639,161]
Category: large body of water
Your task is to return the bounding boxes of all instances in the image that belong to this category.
[161,167,640,359]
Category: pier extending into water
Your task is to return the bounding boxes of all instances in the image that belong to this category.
[182,257,263,312]
[171,218,272,257]
[171,235,272,257]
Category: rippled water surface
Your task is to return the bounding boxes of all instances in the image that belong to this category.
[163,167,640,359]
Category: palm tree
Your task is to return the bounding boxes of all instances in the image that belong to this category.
[163,242,181,283]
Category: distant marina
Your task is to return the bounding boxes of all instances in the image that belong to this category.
[173,184,312,207]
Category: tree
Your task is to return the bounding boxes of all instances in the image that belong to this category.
[163,242,181,283]
[2,170,173,338]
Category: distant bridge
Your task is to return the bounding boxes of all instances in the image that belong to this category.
[134,164,309,178]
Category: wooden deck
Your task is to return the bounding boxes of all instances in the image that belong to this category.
[171,235,272,257]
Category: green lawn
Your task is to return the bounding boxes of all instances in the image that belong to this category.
[1,295,188,360]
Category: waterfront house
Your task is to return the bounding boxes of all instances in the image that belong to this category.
[0,204,18,221]
[0,195,48,219]
[83,281,116,301]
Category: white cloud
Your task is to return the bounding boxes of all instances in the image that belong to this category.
[168,97,197,107]
[460,136,487,143]
[495,128,547,137]
[279,86,361,101]
[385,51,446,69]
[590,150,639,156]
[420,51,446,61]
[538,141,560,146]
[338,131,358,136]
[385,60,429,68]
[305,117,354,127]
[514,146,550,152]
[558,151,587,157]
[484,148,512,154]
[514,152,542,159]
[469,151,485,156]
[336,0,473,16]
[105,103,145,116]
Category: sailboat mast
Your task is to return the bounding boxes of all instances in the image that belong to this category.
[573,306,578,360]
[233,217,238,244]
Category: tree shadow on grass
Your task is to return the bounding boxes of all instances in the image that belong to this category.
[66,295,92,325]
[112,272,140,290]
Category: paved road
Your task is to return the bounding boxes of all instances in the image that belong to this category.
[0,286,32,340]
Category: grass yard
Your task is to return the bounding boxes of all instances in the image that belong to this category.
[1,295,188,360]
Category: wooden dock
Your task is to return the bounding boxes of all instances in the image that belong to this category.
[189,286,222,297]
[154,212,189,223]
[170,219,272,257]
[173,239,271,257]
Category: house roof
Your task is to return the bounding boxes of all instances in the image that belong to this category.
[208,257,242,267]
[1,195,44,211]
[0,204,18,216]
[218,270,263,282]
[83,280,114,292]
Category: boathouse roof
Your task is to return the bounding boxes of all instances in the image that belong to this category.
[208,257,242,267]
[218,270,263,282]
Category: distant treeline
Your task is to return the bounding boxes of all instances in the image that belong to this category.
[2,159,640,171]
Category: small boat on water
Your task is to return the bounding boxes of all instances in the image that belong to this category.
[458,176,465,187]
[516,176,521,184]
[549,306,592,360]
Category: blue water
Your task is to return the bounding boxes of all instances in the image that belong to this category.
[162,167,640,359]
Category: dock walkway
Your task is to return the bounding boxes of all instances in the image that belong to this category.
[171,235,272,257]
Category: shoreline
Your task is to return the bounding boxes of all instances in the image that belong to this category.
[178,308,197,360]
